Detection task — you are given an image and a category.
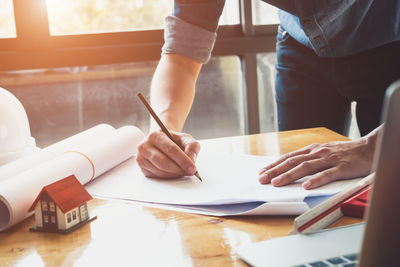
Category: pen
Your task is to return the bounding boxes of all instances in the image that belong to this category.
[137,93,203,182]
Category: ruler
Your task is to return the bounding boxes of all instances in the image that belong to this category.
[291,173,374,234]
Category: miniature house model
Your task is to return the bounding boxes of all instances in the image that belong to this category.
[29,175,96,233]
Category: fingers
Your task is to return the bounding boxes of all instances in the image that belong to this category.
[149,132,196,174]
[172,131,200,163]
[136,130,200,179]
[137,141,186,177]
[259,151,324,184]
[259,154,341,189]
[258,143,334,188]
[269,159,327,186]
[302,167,342,189]
[258,145,314,175]
[136,157,182,179]
[258,139,375,189]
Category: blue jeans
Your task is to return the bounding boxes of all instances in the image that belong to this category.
[275,26,400,136]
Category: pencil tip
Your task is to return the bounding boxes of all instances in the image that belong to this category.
[195,171,203,182]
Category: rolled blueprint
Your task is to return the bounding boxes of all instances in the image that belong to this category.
[0,124,115,182]
[0,125,145,231]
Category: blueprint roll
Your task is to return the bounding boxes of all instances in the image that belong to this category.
[0,124,115,182]
[44,123,116,154]
[0,125,145,231]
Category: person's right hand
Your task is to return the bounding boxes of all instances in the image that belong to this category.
[136,129,200,178]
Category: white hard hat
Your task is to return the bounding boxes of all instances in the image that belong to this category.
[0,87,37,165]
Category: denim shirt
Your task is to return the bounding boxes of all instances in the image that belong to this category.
[162,0,400,63]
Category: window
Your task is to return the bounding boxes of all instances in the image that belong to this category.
[184,56,245,138]
[46,0,173,35]
[43,215,49,223]
[0,1,279,136]
[46,0,239,36]
[72,210,77,220]
[51,216,56,223]
[41,200,48,211]
[49,201,56,212]
[80,204,88,220]
[252,0,279,25]
[67,213,71,223]
[0,0,16,38]
[219,0,239,25]
[3,57,245,146]
[257,52,277,133]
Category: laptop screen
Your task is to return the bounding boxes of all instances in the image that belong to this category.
[359,80,400,267]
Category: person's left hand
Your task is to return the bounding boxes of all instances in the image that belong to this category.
[258,137,377,190]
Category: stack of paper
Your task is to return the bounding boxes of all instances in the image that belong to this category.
[86,153,362,216]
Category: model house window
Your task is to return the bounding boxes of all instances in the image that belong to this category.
[49,201,55,212]
[41,200,48,211]
[51,216,56,224]
[72,210,77,220]
[43,215,49,223]
[80,204,88,220]
[67,213,71,223]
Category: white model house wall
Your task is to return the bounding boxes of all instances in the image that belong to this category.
[34,203,43,228]
[58,206,81,230]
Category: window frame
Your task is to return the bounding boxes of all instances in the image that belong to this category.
[41,200,48,211]
[1,0,277,71]
[2,0,279,134]
[49,201,56,212]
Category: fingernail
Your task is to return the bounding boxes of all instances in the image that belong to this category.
[303,181,312,189]
[271,178,281,186]
[259,174,269,184]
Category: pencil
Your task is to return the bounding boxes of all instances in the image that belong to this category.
[137,93,203,182]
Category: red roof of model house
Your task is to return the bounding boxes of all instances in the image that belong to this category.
[28,175,93,213]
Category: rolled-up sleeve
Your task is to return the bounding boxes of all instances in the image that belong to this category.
[161,0,225,64]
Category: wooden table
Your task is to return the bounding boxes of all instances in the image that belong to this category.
[0,128,361,267]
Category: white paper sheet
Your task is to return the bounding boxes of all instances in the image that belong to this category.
[86,153,362,216]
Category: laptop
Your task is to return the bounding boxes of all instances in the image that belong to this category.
[235,79,400,267]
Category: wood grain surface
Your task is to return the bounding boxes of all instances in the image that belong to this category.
[0,127,361,267]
